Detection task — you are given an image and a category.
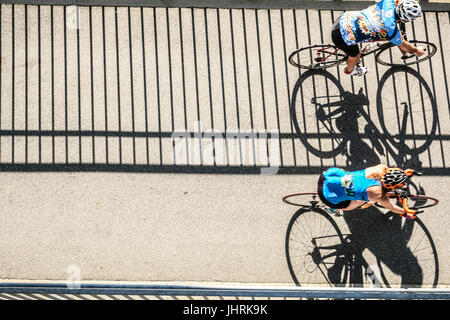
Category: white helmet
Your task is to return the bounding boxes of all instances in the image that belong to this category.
[396,0,422,21]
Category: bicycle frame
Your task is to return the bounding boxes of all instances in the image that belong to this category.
[315,46,344,64]
[315,40,395,65]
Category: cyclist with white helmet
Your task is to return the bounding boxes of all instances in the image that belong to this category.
[318,164,417,219]
[331,0,425,76]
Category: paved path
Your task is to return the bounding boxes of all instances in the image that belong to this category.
[0,3,449,287]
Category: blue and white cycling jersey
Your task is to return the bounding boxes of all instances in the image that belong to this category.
[339,0,404,46]
[322,168,381,204]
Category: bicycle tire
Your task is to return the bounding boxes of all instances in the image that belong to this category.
[290,69,347,158]
[376,66,438,155]
[375,40,437,66]
[282,192,319,207]
[288,44,347,70]
[285,207,349,287]
[375,194,439,212]
[385,194,439,211]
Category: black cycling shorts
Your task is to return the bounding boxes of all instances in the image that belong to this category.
[331,17,360,58]
[317,173,352,209]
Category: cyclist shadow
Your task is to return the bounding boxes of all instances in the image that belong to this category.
[328,87,424,170]
[333,89,381,169]
[339,206,439,288]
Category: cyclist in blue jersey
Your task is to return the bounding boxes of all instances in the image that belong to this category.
[331,0,424,76]
[318,164,416,219]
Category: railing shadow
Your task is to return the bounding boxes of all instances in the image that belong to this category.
[0,5,447,176]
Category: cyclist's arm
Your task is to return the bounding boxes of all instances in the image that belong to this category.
[398,21,406,39]
[376,195,405,215]
[367,187,404,215]
[365,164,388,180]
[398,40,425,56]
[390,21,424,57]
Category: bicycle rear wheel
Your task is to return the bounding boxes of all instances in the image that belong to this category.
[282,192,319,207]
[285,207,348,286]
[289,44,346,69]
[375,40,436,66]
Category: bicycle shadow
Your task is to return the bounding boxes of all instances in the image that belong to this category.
[290,66,438,171]
[284,203,439,288]
[341,205,439,288]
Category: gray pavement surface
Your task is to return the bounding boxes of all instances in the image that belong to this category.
[0,3,449,287]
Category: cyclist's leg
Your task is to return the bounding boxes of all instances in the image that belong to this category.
[331,23,365,75]
[345,52,362,73]
[341,200,367,211]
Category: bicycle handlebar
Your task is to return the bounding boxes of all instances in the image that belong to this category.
[404,168,422,177]
[395,169,424,218]
[399,196,415,213]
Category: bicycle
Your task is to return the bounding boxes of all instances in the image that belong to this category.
[283,169,438,214]
[288,29,436,70]
[282,170,439,287]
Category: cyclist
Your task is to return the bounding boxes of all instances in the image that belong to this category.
[331,0,425,76]
[318,164,417,219]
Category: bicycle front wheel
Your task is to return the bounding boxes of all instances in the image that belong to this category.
[285,207,348,286]
[282,192,319,207]
[289,44,346,69]
[386,194,439,211]
[376,40,436,66]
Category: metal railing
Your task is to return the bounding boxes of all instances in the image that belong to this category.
[1,282,450,300]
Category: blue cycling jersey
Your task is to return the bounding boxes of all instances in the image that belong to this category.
[339,0,403,46]
[322,168,381,204]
